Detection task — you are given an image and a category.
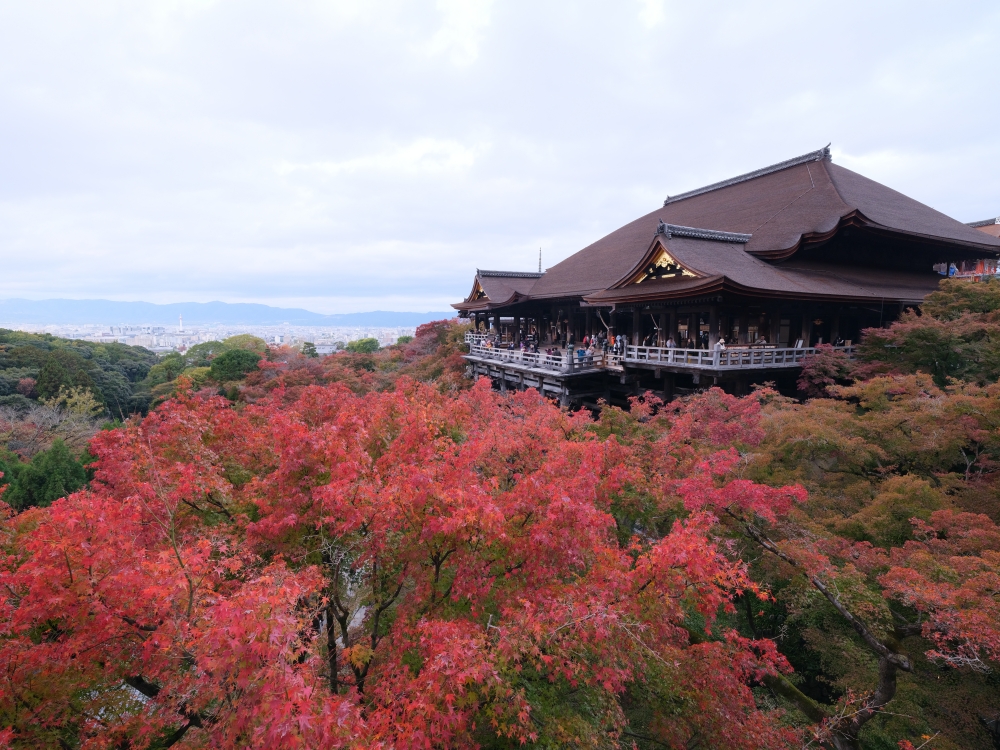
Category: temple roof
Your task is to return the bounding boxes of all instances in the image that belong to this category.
[455,147,1000,310]
[968,217,1000,238]
[453,270,543,312]
[583,233,943,306]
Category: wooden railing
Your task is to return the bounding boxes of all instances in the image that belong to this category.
[465,334,856,373]
[624,344,857,369]
[466,342,606,372]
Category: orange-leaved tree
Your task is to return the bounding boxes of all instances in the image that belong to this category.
[0,378,804,749]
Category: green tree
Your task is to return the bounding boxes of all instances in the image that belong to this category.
[209,349,261,382]
[185,341,229,367]
[145,352,186,387]
[396,335,413,345]
[859,278,1000,385]
[345,337,379,353]
[222,334,267,353]
[36,356,72,400]
[0,439,87,510]
[7,345,49,368]
[301,342,318,358]
[92,369,133,418]
[922,276,1000,319]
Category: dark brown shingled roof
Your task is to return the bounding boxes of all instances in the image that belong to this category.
[452,270,543,311]
[583,234,942,305]
[824,164,1000,249]
[968,217,1000,238]
[967,217,1000,228]
[523,149,1000,302]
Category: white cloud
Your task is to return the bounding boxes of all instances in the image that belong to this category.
[0,0,998,313]
[277,137,486,177]
[423,0,493,66]
[637,0,666,28]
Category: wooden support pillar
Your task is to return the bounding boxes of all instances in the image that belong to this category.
[800,314,812,346]
[769,309,780,345]
[831,314,840,344]
[632,309,641,345]
[610,310,618,338]
[709,306,719,348]
[658,312,667,346]
[668,310,677,343]
[514,315,521,346]
[738,311,748,345]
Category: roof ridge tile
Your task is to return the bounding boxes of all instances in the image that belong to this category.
[477,269,545,278]
[656,221,751,243]
[967,217,1000,228]
[663,144,831,206]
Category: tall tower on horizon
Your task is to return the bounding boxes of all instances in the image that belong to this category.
[179,314,183,333]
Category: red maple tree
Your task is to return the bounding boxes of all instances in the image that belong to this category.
[0,379,803,748]
[4,377,997,748]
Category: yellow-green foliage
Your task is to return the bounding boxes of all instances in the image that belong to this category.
[222,334,267,353]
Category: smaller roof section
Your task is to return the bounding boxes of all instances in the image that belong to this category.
[656,221,752,244]
[452,269,543,312]
[968,217,1000,238]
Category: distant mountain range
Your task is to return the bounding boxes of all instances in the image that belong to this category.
[0,299,455,327]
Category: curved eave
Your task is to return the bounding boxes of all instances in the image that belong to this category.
[451,291,526,313]
[583,275,935,307]
[584,276,727,306]
[747,210,1000,261]
[607,235,708,289]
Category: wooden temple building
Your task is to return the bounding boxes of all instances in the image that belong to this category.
[969,216,1000,239]
[453,146,1000,405]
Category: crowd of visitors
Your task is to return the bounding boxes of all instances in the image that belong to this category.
[476,322,797,363]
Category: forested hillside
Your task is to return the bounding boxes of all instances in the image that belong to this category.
[4,294,1000,749]
[0,329,157,416]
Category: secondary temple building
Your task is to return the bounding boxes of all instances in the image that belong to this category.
[453,146,1000,405]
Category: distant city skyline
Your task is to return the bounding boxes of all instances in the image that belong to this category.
[10,320,420,355]
[1,1,998,312]
[0,298,452,327]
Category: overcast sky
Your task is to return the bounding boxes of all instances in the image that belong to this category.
[1,1,998,313]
